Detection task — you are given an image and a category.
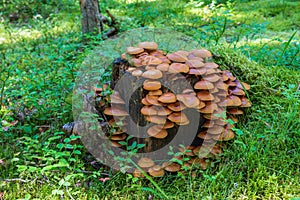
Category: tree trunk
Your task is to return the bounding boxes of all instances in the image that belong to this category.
[80,0,103,35]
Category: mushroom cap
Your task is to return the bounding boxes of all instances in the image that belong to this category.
[131,69,143,77]
[126,47,144,55]
[146,115,167,124]
[190,49,212,58]
[163,121,175,129]
[186,59,205,68]
[158,92,177,103]
[199,102,218,114]
[147,127,168,139]
[219,129,235,141]
[166,52,187,62]
[104,107,129,116]
[167,101,186,112]
[142,56,162,65]
[148,90,163,96]
[230,88,245,96]
[138,157,155,168]
[148,165,165,177]
[157,107,173,116]
[110,92,126,104]
[176,93,200,108]
[240,97,252,107]
[204,62,219,69]
[111,141,123,148]
[163,162,181,172]
[202,120,215,128]
[143,80,161,90]
[110,133,127,141]
[228,95,242,107]
[142,97,151,105]
[237,81,250,90]
[133,168,145,178]
[227,108,243,115]
[207,125,224,135]
[141,106,158,115]
[182,89,196,95]
[157,63,170,72]
[188,68,207,75]
[167,112,189,124]
[215,81,228,91]
[168,63,189,73]
[142,69,163,79]
[197,91,215,101]
[203,74,221,82]
[222,70,236,81]
[138,41,158,50]
[194,80,214,90]
[146,95,162,106]
[130,58,143,67]
[150,50,165,57]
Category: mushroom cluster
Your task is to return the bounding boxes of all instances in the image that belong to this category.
[100,41,251,177]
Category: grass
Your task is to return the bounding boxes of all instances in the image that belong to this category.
[0,0,300,199]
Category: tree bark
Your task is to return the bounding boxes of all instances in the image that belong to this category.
[80,0,102,35]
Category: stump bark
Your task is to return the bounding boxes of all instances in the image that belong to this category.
[105,58,205,154]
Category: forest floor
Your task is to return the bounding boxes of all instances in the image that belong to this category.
[0,0,299,199]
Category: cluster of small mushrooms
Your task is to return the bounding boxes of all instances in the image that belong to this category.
[97,41,251,177]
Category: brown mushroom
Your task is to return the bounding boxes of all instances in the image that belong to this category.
[146,95,162,106]
[148,165,165,177]
[168,63,189,73]
[207,125,224,135]
[230,88,245,96]
[157,107,173,116]
[188,68,206,75]
[141,106,158,115]
[167,112,189,125]
[190,49,212,58]
[204,62,219,69]
[142,56,162,65]
[227,108,244,115]
[147,126,168,139]
[163,162,181,172]
[197,91,215,101]
[126,47,144,55]
[146,115,167,124]
[158,92,177,103]
[199,102,218,114]
[186,59,205,68]
[167,101,186,112]
[237,81,250,90]
[156,63,170,72]
[194,80,214,90]
[149,90,163,96]
[110,92,126,104]
[143,80,161,90]
[142,69,163,79]
[133,168,145,178]
[132,69,143,77]
[138,41,158,50]
[176,93,200,108]
[104,107,129,116]
[166,52,187,62]
[138,157,155,168]
[203,74,221,82]
[240,97,252,107]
